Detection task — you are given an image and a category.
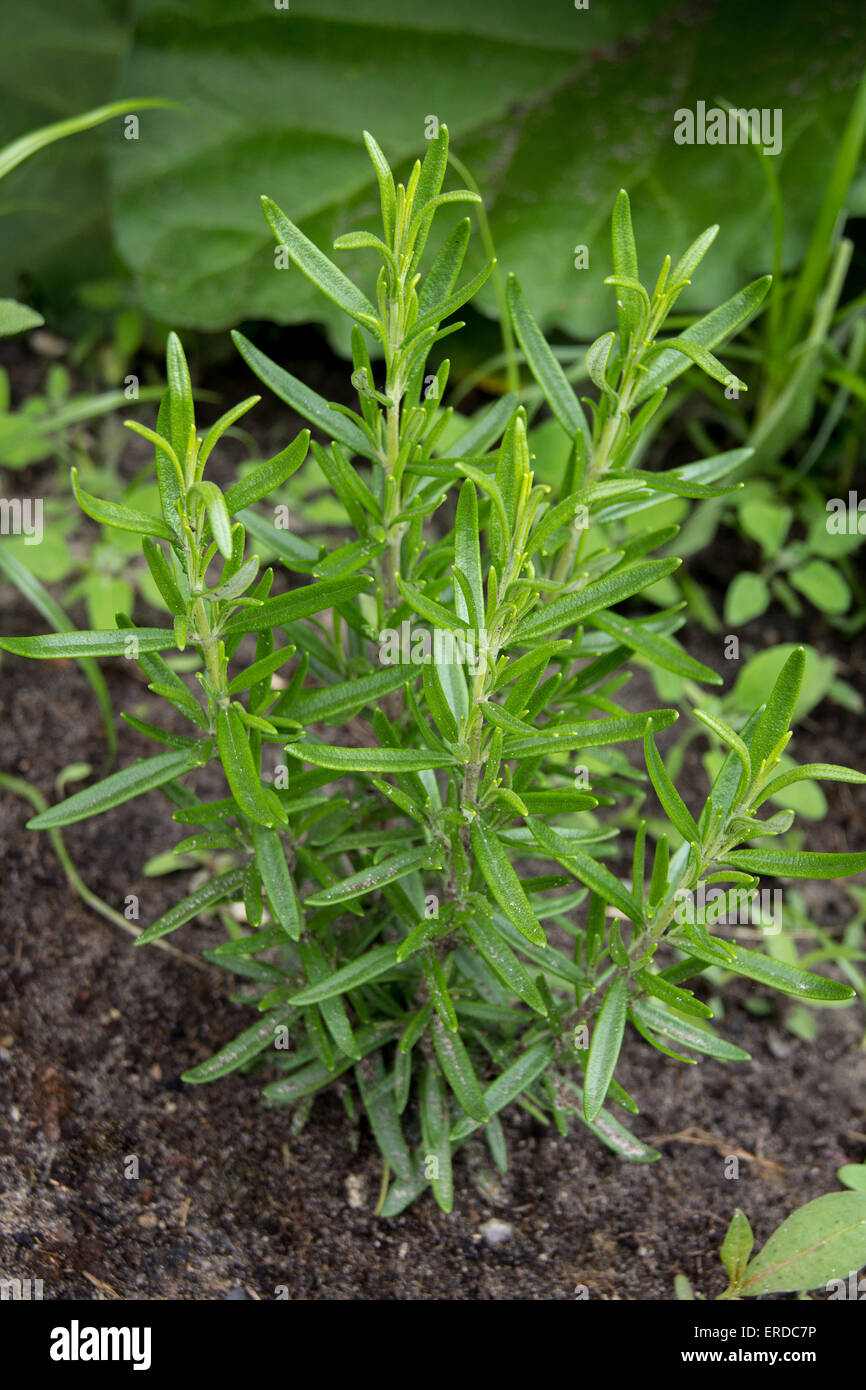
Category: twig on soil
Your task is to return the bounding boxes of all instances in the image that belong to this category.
[82,1270,121,1300]
[647,1125,785,1176]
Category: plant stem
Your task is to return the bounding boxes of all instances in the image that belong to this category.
[0,771,208,971]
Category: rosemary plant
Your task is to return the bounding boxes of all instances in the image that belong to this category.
[4,128,865,1216]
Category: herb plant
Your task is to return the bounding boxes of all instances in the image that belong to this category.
[3,129,865,1217]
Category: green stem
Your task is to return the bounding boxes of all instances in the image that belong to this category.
[0,771,208,971]
[447,150,518,395]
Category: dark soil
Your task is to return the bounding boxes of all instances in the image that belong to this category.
[1,337,865,1301]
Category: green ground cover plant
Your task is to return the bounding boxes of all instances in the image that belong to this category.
[676,1164,866,1299]
[2,129,865,1216]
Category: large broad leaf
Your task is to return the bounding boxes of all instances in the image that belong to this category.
[104,0,866,341]
[0,300,43,336]
[737,1192,866,1296]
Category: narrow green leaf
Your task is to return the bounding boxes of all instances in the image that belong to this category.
[232,331,374,459]
[585,331,617,398]
[683,938,855,1001]
[694,709,752,791]
[286,742,453,773]
[0,96,168,179]
[589,609,721,684]
[463,916,547,1016]
[362,130,396,241]
[147,392,183,535]
[669,224,719,286]
[208,555,260,602]
[198,395,260,468]
[301,940,360,1060]
[420,1061,454,1213]
[720,1209,754,1287]
[644,723,699,843]
[288,943,401,1006]
[142,537,185,617]
[221,575,371,636]
[251,823,302,939]
[510,558,680,644]
[355,1056,411,1178]
[450,1040,554,1142]
[27,746,207,830]
[217,707,286,828]
[528,818,642,924]
[453,480,484,629]
[188,480,233,560]
[410,258,494,338]
[289,666,415,726]
[611,188,641,344]
[471,822,545,946]
[576,1093,660,1162]
[657,336,745,391]
[629,998,750,1061]
[261,196,377,327]
[504,710,678,760]
[413,122,449,213]
[0,628,175,659]
[584,977,628,1122]
[418,218,470,317]
[223,431,310,514]
[506,273,590,445]
[71,467,175,541]
[261,1021,399,1105]
[182,1010,289,1083]
[423,949,458,1033]
[635,968,713,1019]
[136,866,246,945]
[166,331,195,471]
[305,846,439,907]
[612,466,742,500]
[432,1013,488,1124]
[725,848,866,880]
[394,574,460,630]
[748,647,806,771]
[634,276,771,404]
[519,790,598,814]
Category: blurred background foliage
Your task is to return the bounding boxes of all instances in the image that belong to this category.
[1,0,864,349]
